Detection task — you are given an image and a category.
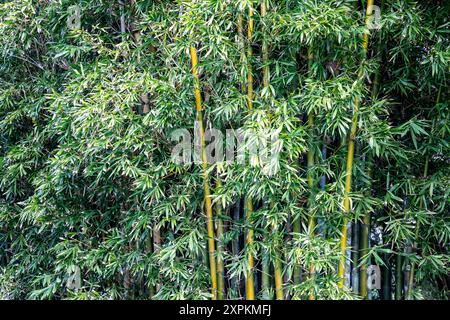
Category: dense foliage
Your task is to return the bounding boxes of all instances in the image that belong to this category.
[0,0,448,300]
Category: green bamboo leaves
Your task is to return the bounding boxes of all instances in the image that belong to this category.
[0,0,448,301]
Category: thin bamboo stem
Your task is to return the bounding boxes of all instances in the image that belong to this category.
[305,48,317,300]
[245,197,255,300]
[216,177,226,300]
[360,151,373,298]
[395,252,403,300]
[261,0,269,90]
[261,255,270,299]
[247,5,254,111]
[274,254,284,300]
[189,46,218,300]
[359,205,370,298]
[407,86,441,299]
[260,0,284,300]
[244,4,255,300]
[338,0,375,289]
[382,253,392,300]
[351,221,360,294]
[238,12,246,94]
[360,12,384,296]
[119,0,126,35]
[260,0,270,301]
[231,201,241,297]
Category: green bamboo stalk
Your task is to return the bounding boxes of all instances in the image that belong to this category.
[407,86,442,299]
[189,46,218,300]
[216,176,226,300]
[231,201,241,297]
[395,252,403,300]
[351,221,360,294]
[246,5,254,111]
[382,253,392,300]
[338,0,375,288]
[261,2,270,299]
[359,11,384,296]
[260,0,284,300]
[360,155,374,299]
[261,255,270,299]
[359,200,370,298]
[306,47,317,300]
[261,0,269,90]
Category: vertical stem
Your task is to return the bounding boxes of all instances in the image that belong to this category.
[245,197,255,300]
[359,1,384,293]
[395,253,403,300]
[359,207,370,298]
[119,0,126,35]
[338,0,375,288]
[261,255,270,299]
[189,46,218,300]
[260,2,269,299]
[246,5,254,111]
[261,1,284,299]
[216,177,226,300]
[359,154,372,298]
[152,226,161,294]
[351,221,360,295]
[231,201,241,297]
[305,47,318,300]
[216,176,225,300]
[274,253,284,300]
[244,4,255,300]
[237,12,246,94]
[261,0,269,90]
[145,234,155,299]
[382,253,392,300]
[407,86,441,299]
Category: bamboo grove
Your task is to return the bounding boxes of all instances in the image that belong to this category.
[0,0,449,300]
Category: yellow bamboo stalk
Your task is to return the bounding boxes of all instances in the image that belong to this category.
[274,257,284,300]
[338,0,374,289]
[247,5,254,111]
[189,46,218,299]
[245,197,255,299]
[244,4,256,300]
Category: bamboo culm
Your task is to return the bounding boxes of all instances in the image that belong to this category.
[189,46,218,300]
[244,4,255,300]
[338,0,375,288]
[216,176,226,300]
